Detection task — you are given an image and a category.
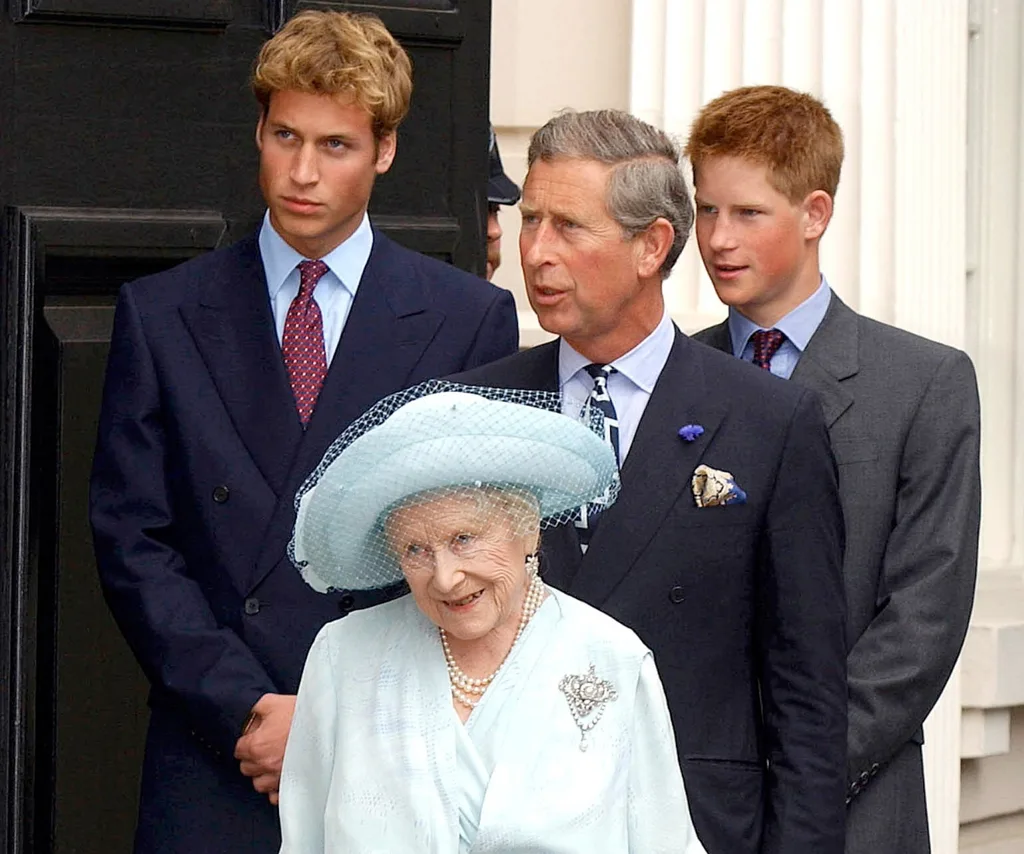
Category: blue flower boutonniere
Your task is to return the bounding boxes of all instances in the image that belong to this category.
[678,423,704,443]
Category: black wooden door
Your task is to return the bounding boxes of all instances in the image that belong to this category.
[0,3,492,852]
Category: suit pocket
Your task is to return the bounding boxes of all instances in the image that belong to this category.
[680,756,764,852]
[682,755,764,770]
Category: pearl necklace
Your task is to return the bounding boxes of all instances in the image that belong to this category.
[440,572,545,709]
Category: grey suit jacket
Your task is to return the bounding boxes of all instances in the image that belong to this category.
[695,293,980,854]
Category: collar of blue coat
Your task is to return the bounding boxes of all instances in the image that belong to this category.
[727,275,832,358]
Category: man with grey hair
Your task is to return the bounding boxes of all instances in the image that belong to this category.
[452,109,848,854]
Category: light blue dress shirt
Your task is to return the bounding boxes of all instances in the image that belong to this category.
[728,277,833,379]
[258,210,373,366]
[559,309,675,464]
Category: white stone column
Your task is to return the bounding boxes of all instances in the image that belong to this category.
[627,0,912,332]
[891,6,969,848]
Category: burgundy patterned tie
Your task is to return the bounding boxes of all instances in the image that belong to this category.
[751,328,786,371]
[282,259,328,426]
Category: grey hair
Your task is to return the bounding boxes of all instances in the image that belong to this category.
[527,109,694,277]
[386,485,542,552]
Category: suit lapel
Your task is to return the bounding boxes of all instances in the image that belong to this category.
[697,319,732,354]
[789,294,858,428]
[295,232,443,475]
[701,301,858,429]
[179,235,303,495]
[476,338,560,393]
[246,231,445,593]
[569,331,729,606]
[541,521,583,591]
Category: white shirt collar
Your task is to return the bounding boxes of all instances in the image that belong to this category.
[558,308,675,393]
[727,276,832,358]
[258,210,373,298]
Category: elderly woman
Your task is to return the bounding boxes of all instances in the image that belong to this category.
[278,383,704,853]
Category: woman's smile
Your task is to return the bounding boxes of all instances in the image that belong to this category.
[443,589,485,610]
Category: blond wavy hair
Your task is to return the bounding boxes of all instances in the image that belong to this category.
[252,10,412,139]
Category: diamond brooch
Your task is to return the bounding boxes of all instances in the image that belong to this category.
[559,664,617,752]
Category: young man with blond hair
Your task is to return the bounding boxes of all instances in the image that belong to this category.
[90,11,516,853]
[690,85,981,854]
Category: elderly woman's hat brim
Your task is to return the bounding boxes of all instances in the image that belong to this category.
[292,390,616,592]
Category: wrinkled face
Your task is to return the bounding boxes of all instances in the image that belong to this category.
[519,157,662,362]
[386,492,539,643]
[486,204,502,280]
[694,155,820,325]
[256,89,396,259]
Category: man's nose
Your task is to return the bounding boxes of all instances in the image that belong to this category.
[521,220,554,267]
[290,144,319,185]
[707,215,736,251]
[487,212,502,240]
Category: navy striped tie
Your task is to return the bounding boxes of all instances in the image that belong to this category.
[576,364,620,551]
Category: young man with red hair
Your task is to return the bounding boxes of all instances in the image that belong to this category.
[690,85,981,854]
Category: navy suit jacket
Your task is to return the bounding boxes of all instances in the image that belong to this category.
[89,229,518,854]
[451,331,849,854]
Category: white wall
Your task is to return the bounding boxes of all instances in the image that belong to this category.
[490,0,631,342]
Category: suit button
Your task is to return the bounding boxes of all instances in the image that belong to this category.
[244,597,260,616]
[212,485,230,503]
[338,592,355,614]
[668,586,685,604]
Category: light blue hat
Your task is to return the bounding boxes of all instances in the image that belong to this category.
[290,383,618,592]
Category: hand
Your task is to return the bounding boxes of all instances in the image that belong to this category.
[234,693,296,805]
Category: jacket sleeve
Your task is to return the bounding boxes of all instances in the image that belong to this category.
[845,350,980,799]
[627,653,708,854]
[462,286,519,368]
[89,285,278,756]
[759,389,848,854]
[278,627,336,854]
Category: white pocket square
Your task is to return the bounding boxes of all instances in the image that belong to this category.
[691,464,748,508]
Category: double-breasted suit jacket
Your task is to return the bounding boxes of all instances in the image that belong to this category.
[452,329,849,854]
[89,228,518,854]
[696,293,981,854]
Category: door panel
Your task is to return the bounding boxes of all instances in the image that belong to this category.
[13,1,235,27]
[0,5,490,844]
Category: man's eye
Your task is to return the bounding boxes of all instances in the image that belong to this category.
[696,204,716,215]
[325,139,346,150]
[275,129,294,141]
[740,209,761,217]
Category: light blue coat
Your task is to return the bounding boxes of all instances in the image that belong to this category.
[278,590,705,853]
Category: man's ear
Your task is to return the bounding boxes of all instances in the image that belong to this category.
[803,190,833,240]
[636,217,675,279]
[255,113,265,152]
[375,132,397,175]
